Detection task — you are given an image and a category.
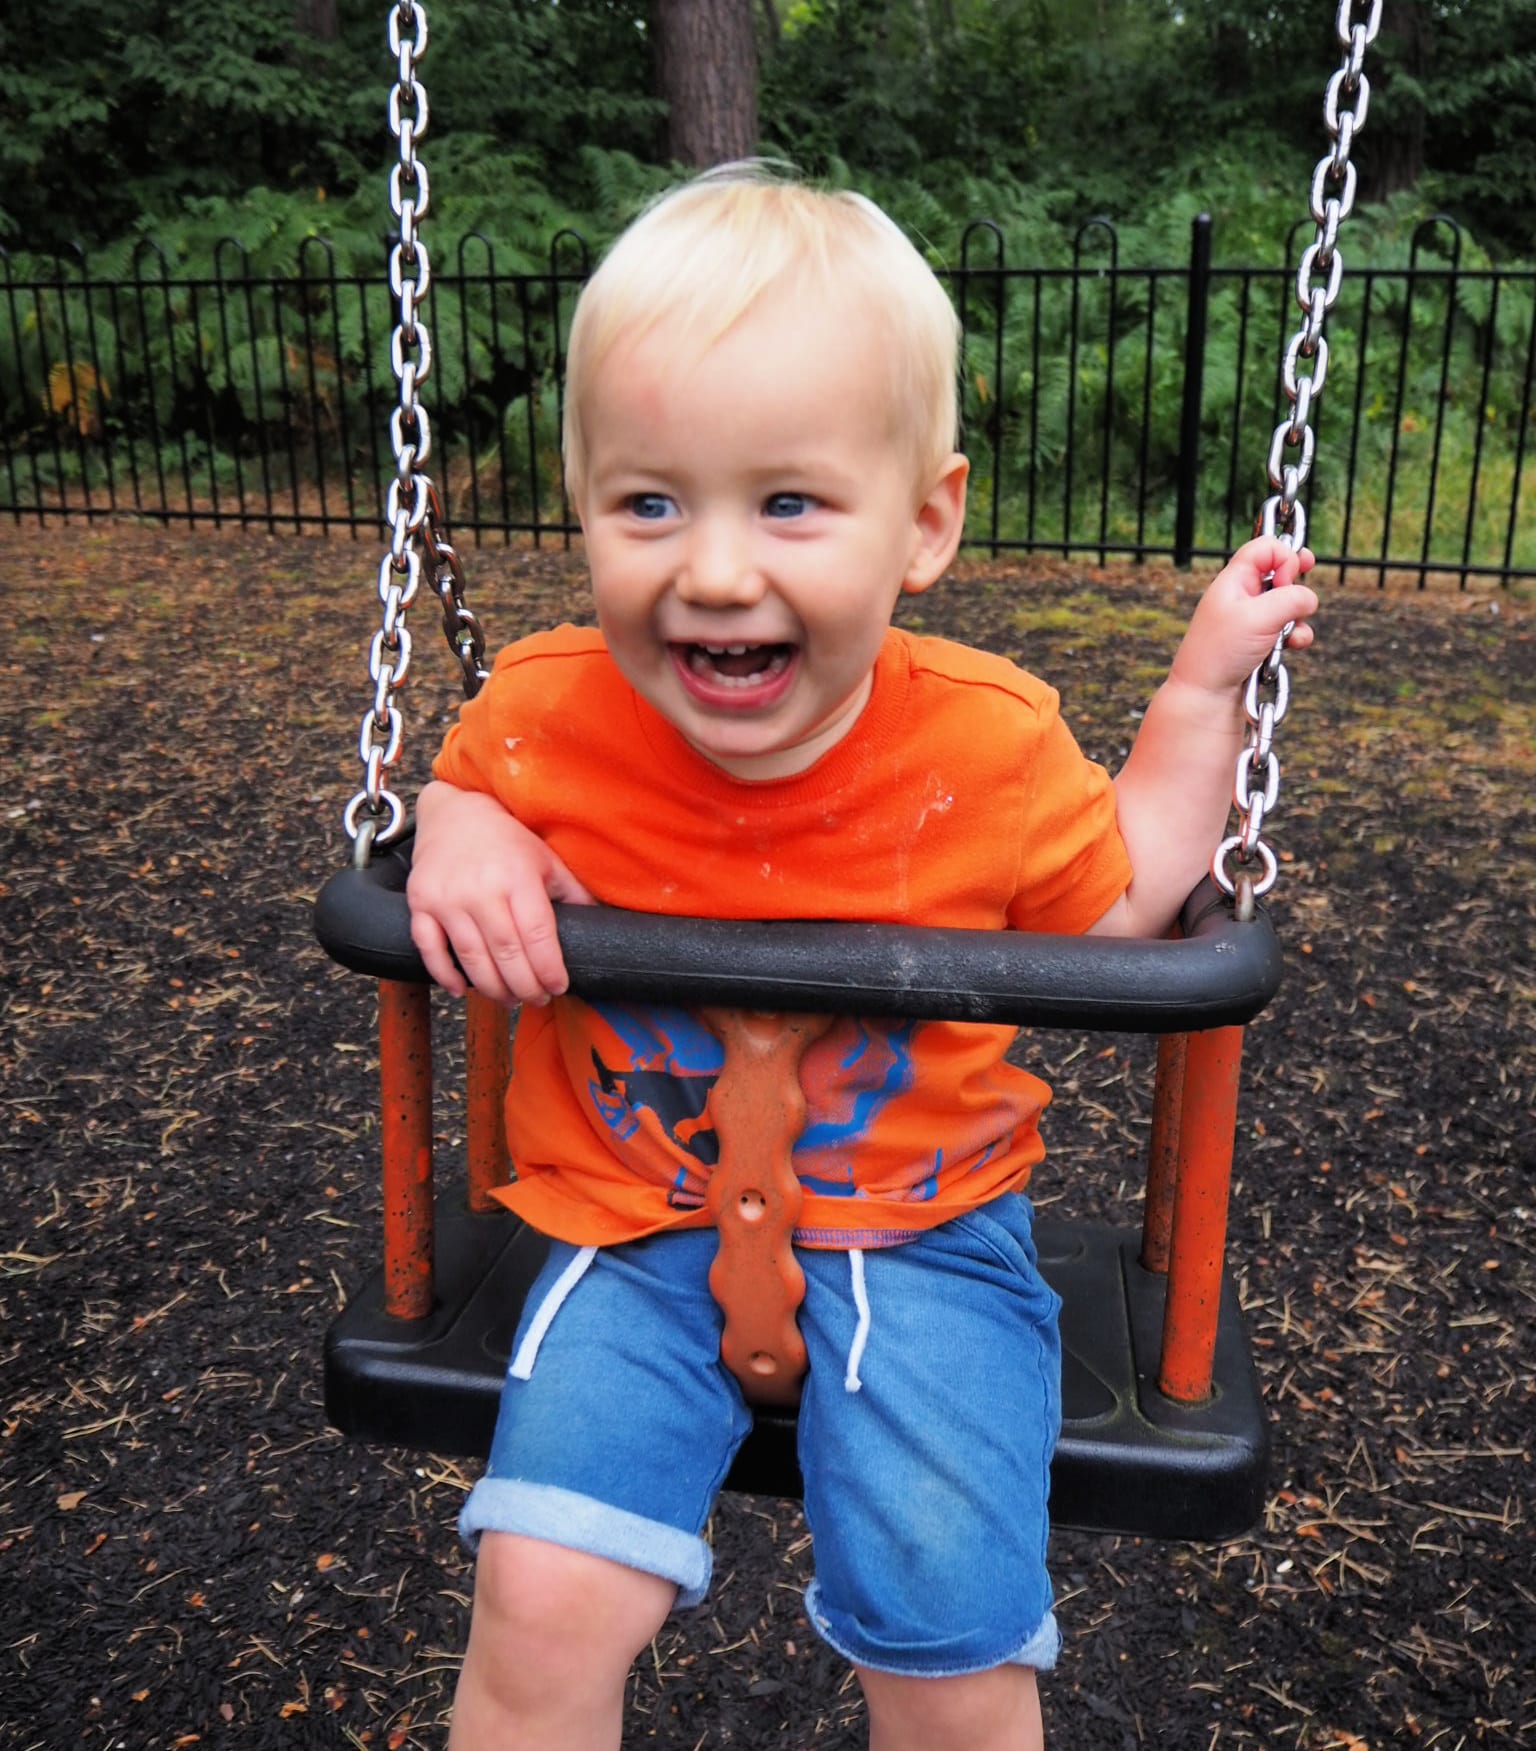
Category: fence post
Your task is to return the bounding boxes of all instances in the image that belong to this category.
[1174,213,1213,568]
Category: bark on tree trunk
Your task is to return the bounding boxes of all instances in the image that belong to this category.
[654,0,759,169]
[1354,0,1430,203]
[294,0,339,42]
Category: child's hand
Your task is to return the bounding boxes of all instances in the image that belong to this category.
[406,781,594,1007]
[1169,537,1318,700]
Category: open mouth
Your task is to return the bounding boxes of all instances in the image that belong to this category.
[675,641,796,690]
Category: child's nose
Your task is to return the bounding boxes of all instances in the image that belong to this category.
[676,519,766,606]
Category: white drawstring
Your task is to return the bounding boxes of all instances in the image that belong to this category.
[510,1242,874,1391]
[509,1245,598,1380]
[845,1248,870,1392]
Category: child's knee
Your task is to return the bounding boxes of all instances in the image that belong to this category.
[469,1531,676,1676]
[857,1663,1043,1751]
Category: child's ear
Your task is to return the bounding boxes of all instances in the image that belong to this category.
[902,452,969,595]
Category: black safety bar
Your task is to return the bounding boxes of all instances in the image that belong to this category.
[314,836,1280,1034]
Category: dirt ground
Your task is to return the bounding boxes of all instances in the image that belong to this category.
[2,523,1533,1750]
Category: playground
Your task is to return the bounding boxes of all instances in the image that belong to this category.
[1,521,1531,1749]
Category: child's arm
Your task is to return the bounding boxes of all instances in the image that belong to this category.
[406,779,594,1006]
[1088,537,1318,940]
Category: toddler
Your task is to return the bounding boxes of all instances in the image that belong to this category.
[407,164,1316,1750]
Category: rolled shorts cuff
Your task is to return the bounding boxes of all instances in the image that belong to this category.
[802,1581,1062,1677]
[459,1476,713,1609]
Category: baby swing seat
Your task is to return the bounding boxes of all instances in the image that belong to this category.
[316,840,1276,1541]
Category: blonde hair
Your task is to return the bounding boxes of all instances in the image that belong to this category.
[562,164,961,506]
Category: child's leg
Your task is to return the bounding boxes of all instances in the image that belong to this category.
[451,1233,754,1745]
[857,1664,1043,1751]
[793,1195,1063,1743]
[449,1531,675,1749]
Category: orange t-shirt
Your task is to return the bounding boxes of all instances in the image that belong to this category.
[433,625,1131,1249]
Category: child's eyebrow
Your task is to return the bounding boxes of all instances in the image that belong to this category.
[743,454,861,488]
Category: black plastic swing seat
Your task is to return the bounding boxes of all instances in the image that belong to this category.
[324,1207,1268,1539]
[316,857,1280,1541]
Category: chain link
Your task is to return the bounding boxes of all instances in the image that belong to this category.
[345,1,489,864]
[1214,0,1379,911]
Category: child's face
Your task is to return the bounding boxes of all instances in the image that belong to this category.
[575,288,965,780]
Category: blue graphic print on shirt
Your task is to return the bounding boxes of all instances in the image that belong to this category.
[584,1004,918,1206]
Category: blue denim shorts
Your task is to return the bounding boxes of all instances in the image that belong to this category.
[459,1193,1063,1677]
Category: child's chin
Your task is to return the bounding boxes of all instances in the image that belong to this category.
[686,728,803,780]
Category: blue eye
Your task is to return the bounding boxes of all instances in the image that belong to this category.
[629,492,676,520]
[764,492,812,519]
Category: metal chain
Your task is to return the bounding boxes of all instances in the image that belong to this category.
[345,0,490,865]
[341,0,1378,888]
[1214,0,1380,914]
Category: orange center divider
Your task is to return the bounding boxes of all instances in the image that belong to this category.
[701,1009,836,1408]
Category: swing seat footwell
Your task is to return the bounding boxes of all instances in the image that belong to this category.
[324,1211,1268,1542]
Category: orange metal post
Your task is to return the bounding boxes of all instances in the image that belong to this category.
[378,979,435,1320]
[464,991,511,1213]
[1158,1025,1244,1404]
[1141,1032,1188,1274]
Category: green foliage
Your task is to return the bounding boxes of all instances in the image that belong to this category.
[0,0,378,248]
[427,0,665,167]
[7,0,1536,264]
[1417,0,1536,255]
[0,0,669,252]
[760,0,1331,244]
[4,0,1536,575]
[763,0,1098,192]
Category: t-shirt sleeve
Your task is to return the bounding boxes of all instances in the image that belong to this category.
[430,637,536,800]
[1004,689,1132,935]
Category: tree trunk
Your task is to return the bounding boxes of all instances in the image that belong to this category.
[1354,0,1430,202]
[294,0,338,42]
[654,0,759,169]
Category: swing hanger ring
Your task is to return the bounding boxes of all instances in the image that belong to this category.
[345,788,407,856]
[1212,837,1279,904]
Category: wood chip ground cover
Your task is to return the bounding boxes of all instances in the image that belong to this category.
[1,527,1532,1749]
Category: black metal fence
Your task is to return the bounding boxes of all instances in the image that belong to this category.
[4,215,1533,586]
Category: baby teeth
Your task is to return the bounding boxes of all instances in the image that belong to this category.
[685,644,791,688]
[711,667,781,689]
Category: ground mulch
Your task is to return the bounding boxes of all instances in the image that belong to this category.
[2,523,1532,1750]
